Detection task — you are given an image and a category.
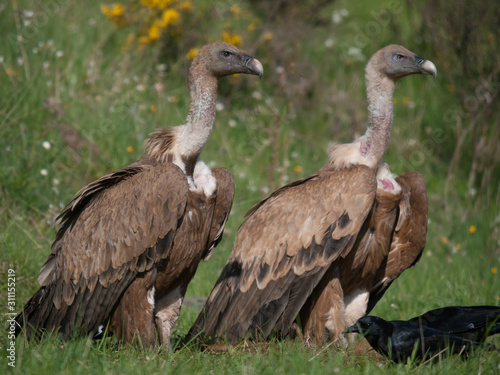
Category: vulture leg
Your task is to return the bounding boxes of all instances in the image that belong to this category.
[155,286,185,350]
[300,266,346,345]
[109,269,159,348]
[299,185,400,343]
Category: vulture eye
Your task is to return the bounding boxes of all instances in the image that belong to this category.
[221,51,232,58]
[394,54,405,62]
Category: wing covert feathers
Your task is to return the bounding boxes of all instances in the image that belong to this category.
[189,165,377,342]
[16,163,188,339]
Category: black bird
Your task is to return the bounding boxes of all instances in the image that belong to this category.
[408,305,500,343]
[344,315,486,363]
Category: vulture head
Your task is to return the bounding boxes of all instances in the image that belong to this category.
[369,44,437,80]
[192,41,264,80]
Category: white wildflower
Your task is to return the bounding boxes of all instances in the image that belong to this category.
[347,47,365,61]
[56,50,64,58]
[215,102,224,111]
[332,12,342,24]
[228,119,236,128]
[42,141,51,149]
[52,178,60,185]
[154,82,163,92]
[40,169,48,176]
[324,38,335,48]
[251,91,262,100]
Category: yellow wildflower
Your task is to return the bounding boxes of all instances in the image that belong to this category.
[469,225,477,234]
[186,48,199,60]
[441,236,448,244]
[101,3,127,26]
[403,96,410,105]
[177,1,193,11]
[264,32,273,41]
[141,0,174,10]
[222,31,242,47]
[456,243,461,250]
[138,35,151,44]
[491,267,498,275]
[122,33,135,51]
[148,22,161,41]
[248,22,256,32]
[150,105,157,112]
[168,95,179,103]
[231,5,241,17]
[294,165,303,173]
[160,8,180,28]
[101,2,125,17]
[5,68,19,77]
[393,98,398,105]
[127,146,134,153]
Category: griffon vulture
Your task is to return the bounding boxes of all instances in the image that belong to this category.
[14,42,263,349]
[188,45,436,344]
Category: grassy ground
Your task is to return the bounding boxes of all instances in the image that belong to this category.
[1,0,499,373]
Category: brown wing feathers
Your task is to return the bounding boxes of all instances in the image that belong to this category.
[16,163,188,339]
[188,165,377,342]
[366,171,427,313]
[204,168,235,260]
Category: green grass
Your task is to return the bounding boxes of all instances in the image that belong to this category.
[1,0,499,373]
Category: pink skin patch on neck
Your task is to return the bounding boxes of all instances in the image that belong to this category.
[381,179,395,191]
[360,140,370,156]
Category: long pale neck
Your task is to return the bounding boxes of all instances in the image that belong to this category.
[359,65,396,168]
[179,69,219,161]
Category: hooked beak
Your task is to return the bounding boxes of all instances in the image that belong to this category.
[242,53,264,79]
[343,323,361,334]
[415,56,437,78]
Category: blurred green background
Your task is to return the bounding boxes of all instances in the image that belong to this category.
[1,0,499,373]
